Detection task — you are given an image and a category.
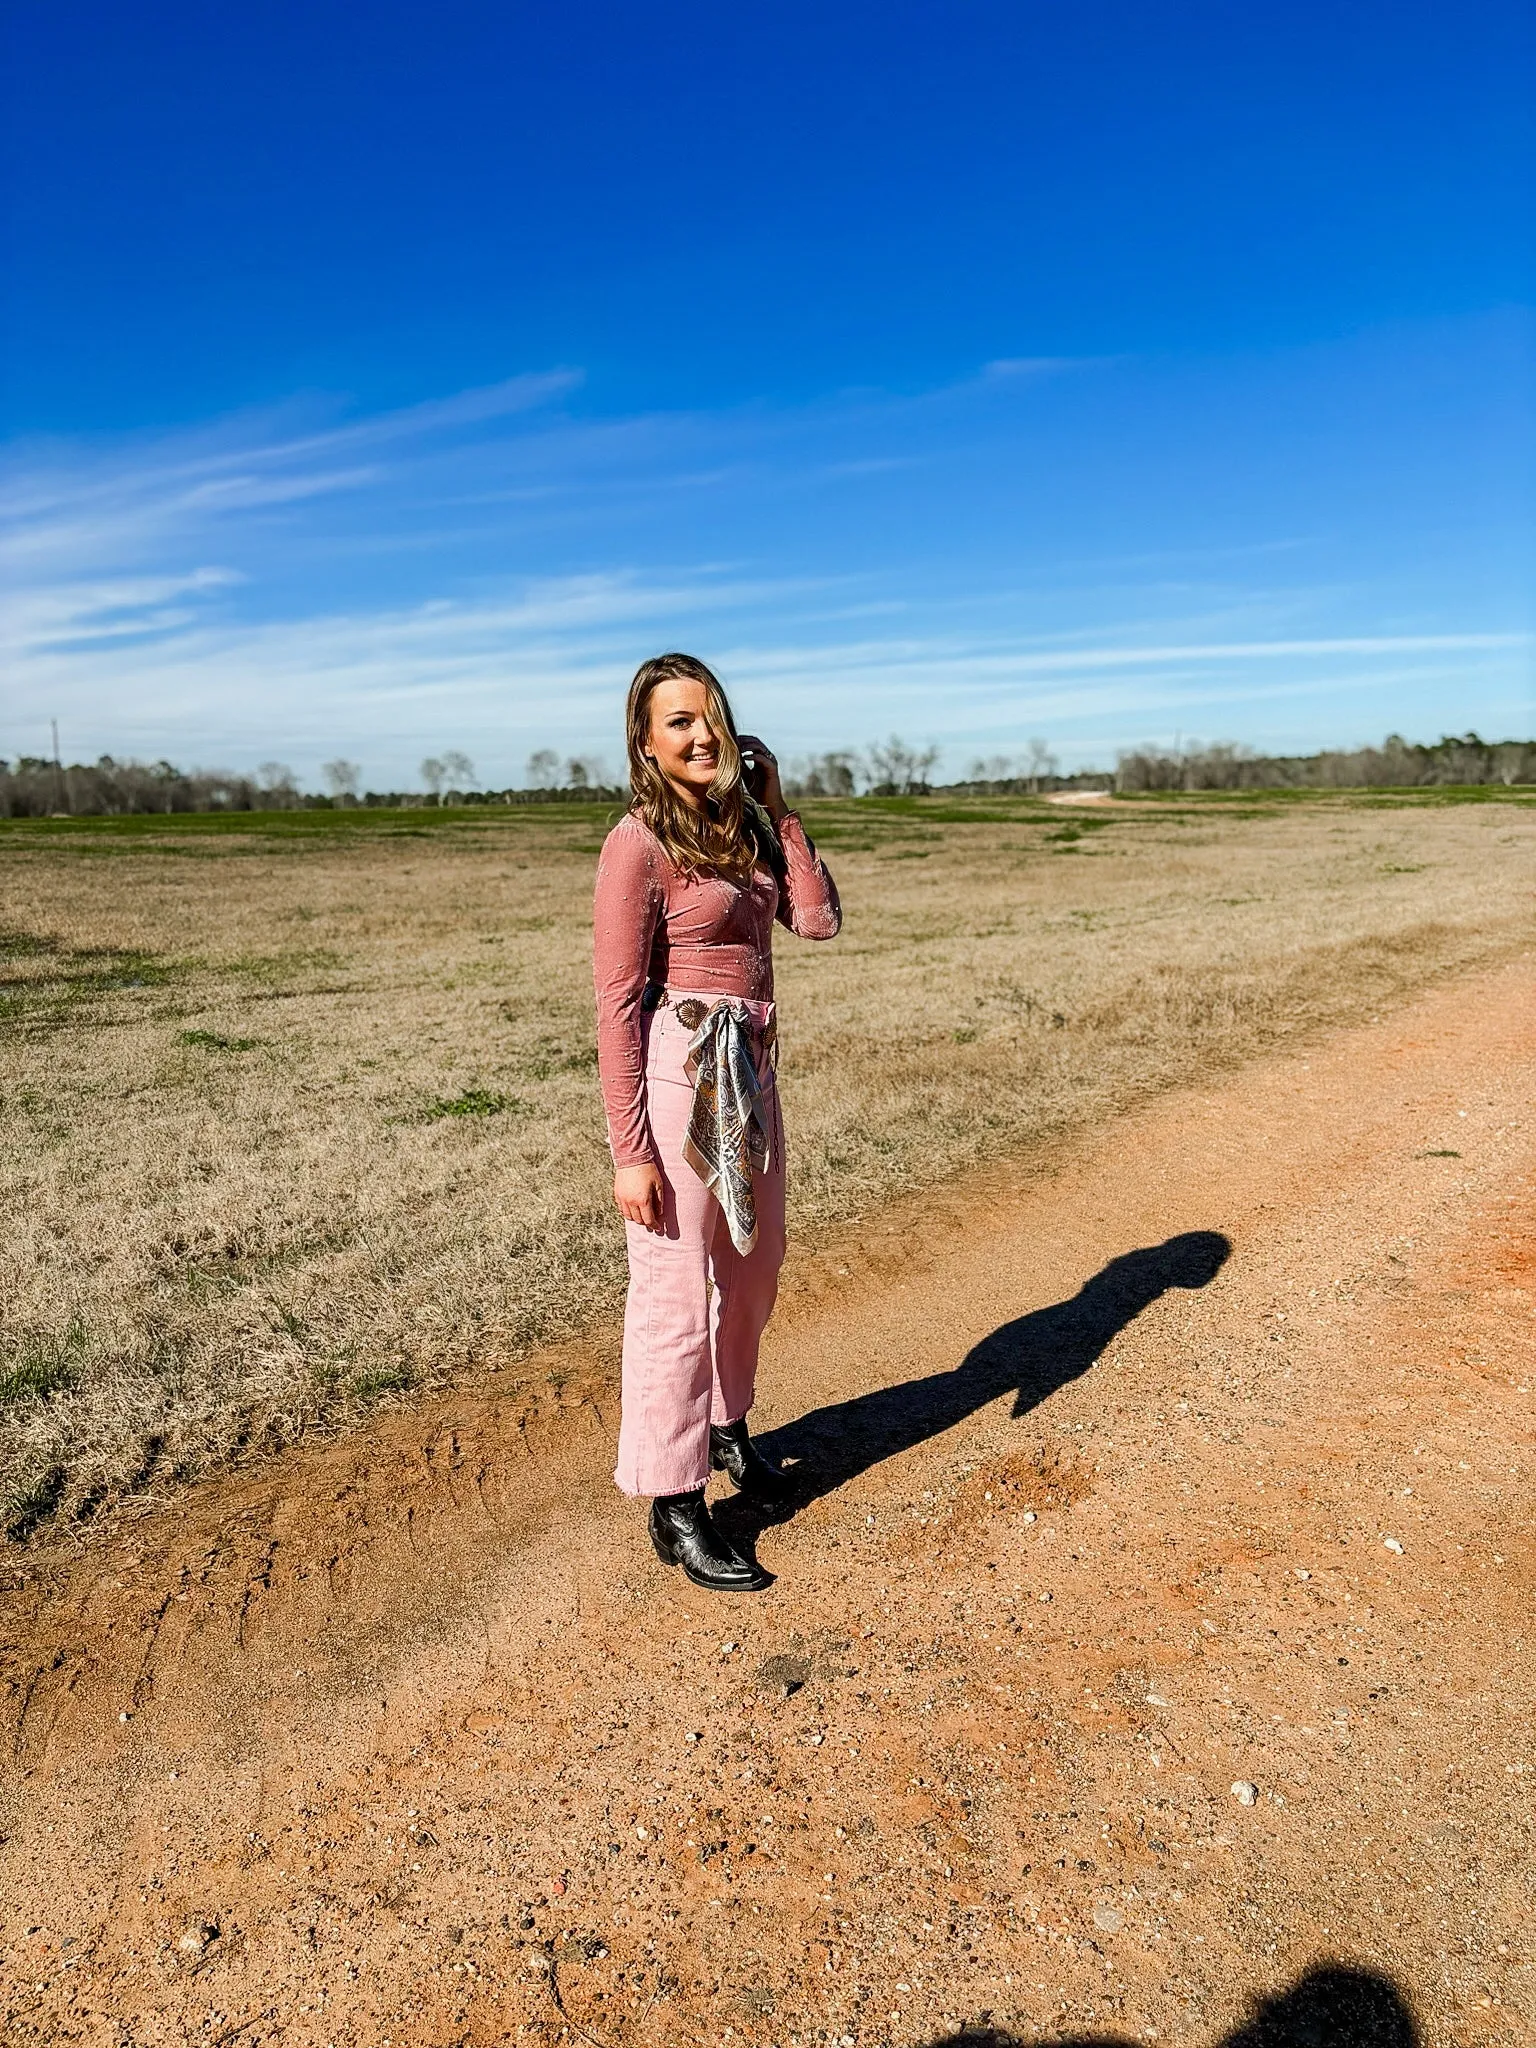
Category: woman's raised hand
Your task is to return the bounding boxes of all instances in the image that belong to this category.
[613,1162,665,1233]
[736,734,788,821]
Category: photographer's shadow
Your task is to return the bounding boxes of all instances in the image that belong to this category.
[922,1959,1419,2047]
[728,1230,1231,1541]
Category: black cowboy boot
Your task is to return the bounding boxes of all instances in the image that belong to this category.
[709,1419,795,1506]
[649,1489,770,1592]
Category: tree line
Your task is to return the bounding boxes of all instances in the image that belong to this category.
[0,751,625,819]
[1112,731,1536,793]
[3,729,1531,818]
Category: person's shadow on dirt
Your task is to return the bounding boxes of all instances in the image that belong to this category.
[919,1960,1419,2046]
[722,1230,1231,1553]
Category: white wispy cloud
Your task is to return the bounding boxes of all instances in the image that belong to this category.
[2,327,1528,779]
[981,355,1101,379]
[0,369,581,576]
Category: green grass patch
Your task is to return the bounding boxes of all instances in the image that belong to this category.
[0,928,63,960]
[5,1466,68,1543]
[0,1323,87,1404]
[416,1087,530,1123]
[0,802,632,846]
[63,952,180,992]
[349,1362,419,1399]
[1046,818,1115,844]
[522,1043,598,1080]
[1124,785,1536,810]
[0,936,190,1031]
[223,948,344,981]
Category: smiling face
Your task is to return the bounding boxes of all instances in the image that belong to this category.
[644,676,721,807]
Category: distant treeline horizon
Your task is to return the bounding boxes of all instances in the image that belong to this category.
[1,730,1532,818]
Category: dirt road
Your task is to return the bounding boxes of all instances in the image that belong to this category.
[3,959,1532,2048]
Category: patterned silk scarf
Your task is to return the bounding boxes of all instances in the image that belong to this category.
[682,999,771,1255]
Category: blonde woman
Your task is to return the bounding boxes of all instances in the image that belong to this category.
[593,653,841,1591]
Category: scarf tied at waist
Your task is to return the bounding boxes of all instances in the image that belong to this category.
[676,996,775,1256]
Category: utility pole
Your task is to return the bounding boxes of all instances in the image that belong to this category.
[51,719,66,813]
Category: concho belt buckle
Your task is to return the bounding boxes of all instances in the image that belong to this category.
[674,998,707,1030]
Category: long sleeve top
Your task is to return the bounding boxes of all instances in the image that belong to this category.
[592,810,841,1166]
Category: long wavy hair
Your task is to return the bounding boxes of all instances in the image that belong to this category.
[625,653,781,883]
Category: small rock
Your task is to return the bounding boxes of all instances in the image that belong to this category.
[1144,1694,1171,1709]
[1093,1904,1125,1933]
[1383,1537,1404,1555]
[1038,1591,1053,1603]
[1023,1511,1038,1524]
[1231,1781,1258,1807]
[176,1920,218,1958]
[1294,1569,1311,1580]
[684,1730,702,1743]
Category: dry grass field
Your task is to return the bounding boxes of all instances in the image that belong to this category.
[2,790,1531,1540]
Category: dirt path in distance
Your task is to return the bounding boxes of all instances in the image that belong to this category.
[2,957,1533,2048]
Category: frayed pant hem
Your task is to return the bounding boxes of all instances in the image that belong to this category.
[613,1468,711,1500]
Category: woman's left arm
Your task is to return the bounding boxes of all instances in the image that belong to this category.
[737,733,842,941]
[773,812,842,939]
[737,737,843,942]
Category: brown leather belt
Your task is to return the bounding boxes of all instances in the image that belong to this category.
[641,983,777,1051]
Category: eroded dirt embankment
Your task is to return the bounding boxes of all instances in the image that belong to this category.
[2,958,1533,2048]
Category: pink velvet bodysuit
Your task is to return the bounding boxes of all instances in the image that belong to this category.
[592,811,842,1167]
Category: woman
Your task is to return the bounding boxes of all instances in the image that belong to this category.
[593,653,841,1592]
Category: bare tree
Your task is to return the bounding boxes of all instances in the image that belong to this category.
[565,758,590,790]
[420,757,445,801]
[440,749,475,792]
[786,750,862,798]
[256,761,300,809]
[822,751,862,796]
[866,735,940,795]
[1024,737,1060,791]
[526,748,559,789]
[322,758,360,799]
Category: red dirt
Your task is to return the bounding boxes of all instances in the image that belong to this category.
[3,959,1533,2048]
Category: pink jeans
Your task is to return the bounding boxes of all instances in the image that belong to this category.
[614,997,786,1497]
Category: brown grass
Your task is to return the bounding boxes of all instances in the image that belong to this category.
[1,791,1531,1537]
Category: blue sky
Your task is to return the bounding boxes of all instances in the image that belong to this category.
[2,1,1531,785]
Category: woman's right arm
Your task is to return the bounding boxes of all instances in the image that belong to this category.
[593,820,666,1228]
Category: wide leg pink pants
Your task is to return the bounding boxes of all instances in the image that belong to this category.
[614,998,786,1498]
